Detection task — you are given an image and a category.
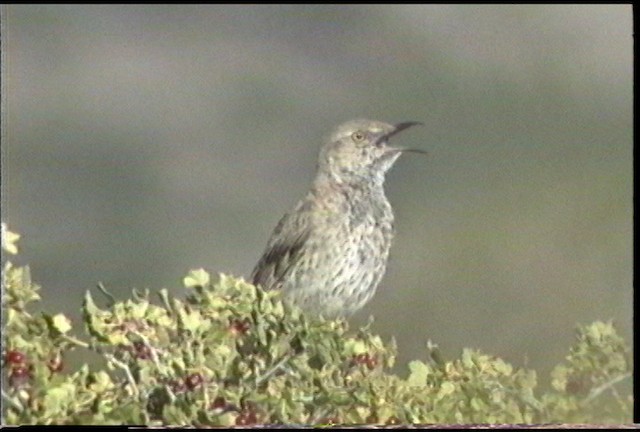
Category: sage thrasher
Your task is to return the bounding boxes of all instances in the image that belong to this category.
[251,119,423,318]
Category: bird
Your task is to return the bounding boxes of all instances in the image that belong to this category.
[251,119,423,319]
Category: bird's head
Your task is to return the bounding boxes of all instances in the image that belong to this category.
[317,119,424,186]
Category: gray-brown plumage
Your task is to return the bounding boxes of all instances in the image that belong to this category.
[251,119,423,318]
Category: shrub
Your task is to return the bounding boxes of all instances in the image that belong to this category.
[1,224,632,425]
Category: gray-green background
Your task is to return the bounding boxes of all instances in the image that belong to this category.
[2,5,632,384]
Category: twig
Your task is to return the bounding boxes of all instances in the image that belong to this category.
[105,353,139,397]
[61,334,90,349]
[96,282,116,307]
[255,352,294,387]
[581,372,632,406]
[1,389,24,411]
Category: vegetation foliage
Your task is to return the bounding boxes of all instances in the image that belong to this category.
[1,224,632,425]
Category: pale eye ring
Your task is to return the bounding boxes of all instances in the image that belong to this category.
[351,131,366,142]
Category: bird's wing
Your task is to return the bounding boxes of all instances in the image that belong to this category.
[250,208,312,291]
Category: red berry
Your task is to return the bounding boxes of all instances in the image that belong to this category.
[353,353,368,365]
[185,372,204,390]
[10,365,29,378]
[385,416,401,425]
[365,414,379,424]
[235,411,258,426]
[352,353,378,370]
[9,365,31,388]
[170,379,187,394]
[133,341,151,360]
[229,318,251,336]
[318,417,339,425]
[211,396,227,410]
[47,355,64,373]
[365,355,378,370]
[4,350,26,366]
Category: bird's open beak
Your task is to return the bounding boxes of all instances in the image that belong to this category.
[392,121,423,135]
[384,121,426,155]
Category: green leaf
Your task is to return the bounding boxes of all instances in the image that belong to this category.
[183,268,210,288]
[51,313,73,334]
[437,381,456,398]
[1,223,21,255]
[343,339,368,356]
[407,360,429,387]
[177,307,209,334]
[88,371,115,394]
[83,290,102,315]
[42,382,76,417]
[82,290,110,342]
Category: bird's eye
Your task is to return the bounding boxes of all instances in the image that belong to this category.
[351,131,366,142]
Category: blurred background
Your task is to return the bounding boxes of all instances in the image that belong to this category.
[2,5,632,386]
